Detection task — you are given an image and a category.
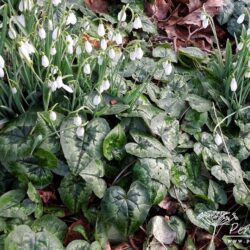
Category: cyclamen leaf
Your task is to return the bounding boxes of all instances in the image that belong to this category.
[125,130,170,158]
[186,94,212,112]
[101,181,151,237]
[66,240,90,250]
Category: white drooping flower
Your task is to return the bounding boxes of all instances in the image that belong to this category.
[11,87,17,94]
[214,133,223,146]
[115,33,123,45]
[66,35,74,46]
[237,42,243,51]
[50,46,57,55]
[52,27,59,40]
[117,10,126,22]
[84,63,91,74]
[108,30,114,40]
[67,44,73,54]
[76,127,85,137]
[13,15,26,27]
[135,47,143,60]
[51,66,58,75]
[230,77,237,92]
[0,68,4,78]
[18,0,33,12]
[100,79,110,92]
[37,0,44,7]
[245,71,250,78]
[93,95,101,106]
[83,21,90,31]
[200,13,207,21]
[18,40,35,64]
[84,40,92,54]
[48,20,53,30]
[237,14,245,24]
[133,16,142,29]
[49,111,57,121]
[52,0,61,6]
[162,61,173,75]
[108,48,116,60]
[74,116,82,126]
[0,55,5,68]
[202,18,209,29]
[129,51,136,61]
[38,27,46,40]
[97,56,103,65]
[8,27,17,39]
[97,23,105,37]
[76,46,82,55]
[66,12,77,25]
[56,76,73,93]
[100,39,107,50]
[41,55,49,68]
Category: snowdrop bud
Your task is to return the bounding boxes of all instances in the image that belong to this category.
[38,27,46,40]
[67,45,74,54]
[66,12,77,25]
[11,87,17,94]
[0,55,5,68]
[248,59,250,68]
[130,51,136,61]
[49,111,57,121]
[14,15,26,27]
[135,47,143,60]
[76,46,82,55]
[247,28,250,36]
[76,127,85,137]
[83,21,90,31]
[84,63,91,74]
[163,61,173,75]
[245,71,250,78]
[118,10,126,22]
[237,14,245,24]
[200,13,207,21]
[97,23,105,37]
[41,55,49,68]
[8,27,17,39]
[133,16,142,29]
[37,0,44,7]
[214,133,223,146]
[66,35,74,46]
[93,95,101,106]
[98,56,103,65]
[102,79,110,91]
[202,18,209,29]
[0,68,4,78]
[237,42,243,51]
[52,0,61,6]
[50,46,57,55]
[108,30,114,40]
[18,41,35,64]
[48,20,53,30]
[74,116,82,126]
[52,27,59,40]
[230,77,237,92]
[108,48,116,59]
[19,0,33,12]
[115,33,123,45]
[51,66,58,75]
[85,40,92,53]
[100,39,107,50]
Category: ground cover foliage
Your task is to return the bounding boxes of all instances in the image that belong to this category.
[0,0,250,249]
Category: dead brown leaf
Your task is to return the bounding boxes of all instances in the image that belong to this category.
[145,0,173,20]
[85,0,109,13]
[111,243,130,250]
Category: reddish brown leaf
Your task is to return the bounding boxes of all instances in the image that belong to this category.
[145,0,173,20]
[158,197,179,215]
[111,243,130,250]
[38,189,56,204]
[85,0,108,13]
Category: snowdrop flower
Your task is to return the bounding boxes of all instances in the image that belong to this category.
[98,56,103,65]
[100,79,110,92]
[214,133,222,146]
[230,77,237,92]
[66,35,74,47]
[135,47,143,60]
[74,116,82,126]
[129,51,136,61]
[245,71,250,78]
[200,13,207,21]
[202,18,209,29]
[66,12,77,25]
[48,80,57,92]
[85,40,92,53]
[56,76,73,93]
[0,55,5,68]
[247,28,250,36]
[117,10,126,22]
[162,61,173,75]
[100,39,107,50]
[83,21,90,31]
[0,68,4,78]
[52,0,61,6]
[48,20,53,31]
[11,87,17,94]
[97,23,105,37]
[93,95,101,106]
[237,42,243,51]
[115,33,123,45]
[237,14,245,24]
[41,55,49,68]
[108,48,116,60]
[84,63,91,74]
[8,27,17,39]
[52,27,59,40]
[50,46,57,55]
[76,46,82,55]
[114,50,123,63]
[108,30,114,40]
[18,40,35,64]
[49,111,57,121]
[37,0,44,6]
[133,16,142,29]
[13,15,26,27]
[51,66,58,75]
[76,127,85,137]
[19,0,33,12]
[38,27,46,40]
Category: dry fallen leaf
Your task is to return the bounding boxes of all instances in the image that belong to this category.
[85,0,109,13]
[145,0,173,20]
